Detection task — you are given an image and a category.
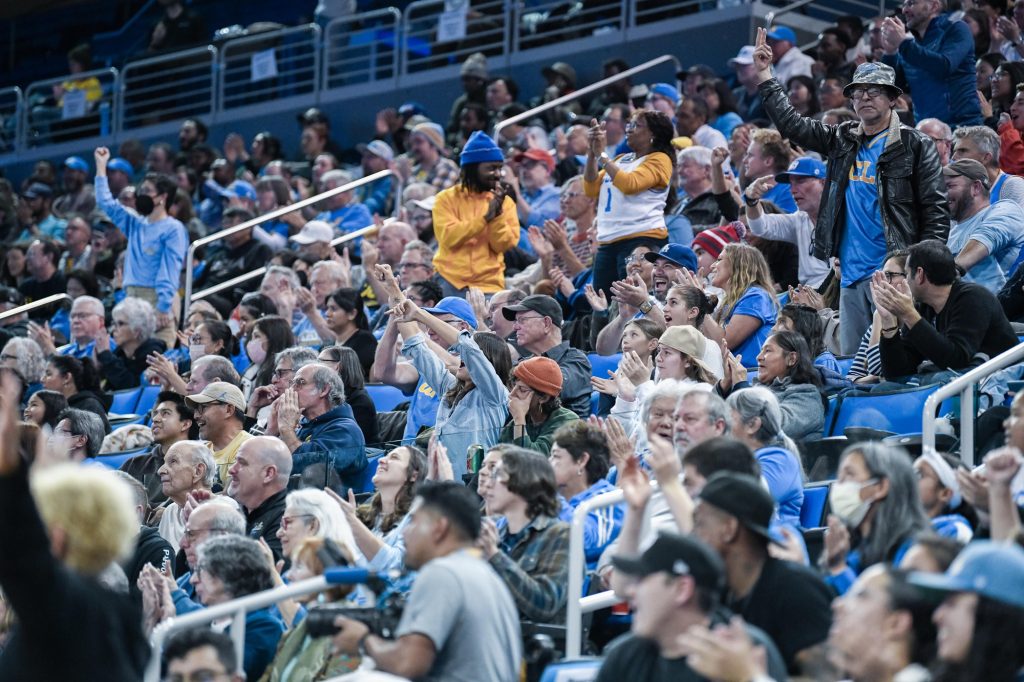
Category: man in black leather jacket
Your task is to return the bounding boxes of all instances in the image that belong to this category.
[750,28,950,355]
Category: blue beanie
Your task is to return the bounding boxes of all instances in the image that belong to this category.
[460,131,504,166]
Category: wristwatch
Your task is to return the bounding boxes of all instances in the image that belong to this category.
[639,300,654,314]
[744,194,761,207]
[599,151,610,168]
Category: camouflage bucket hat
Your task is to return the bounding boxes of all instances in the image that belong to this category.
[843,62,902,98]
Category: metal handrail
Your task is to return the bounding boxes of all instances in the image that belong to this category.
[145,573,334,681]
[190,222,385,302]
[922,343,1024,467]
[764,0,819,29]
[492,54,682,139]
[566,487,627,658]
[183,169,393,309]
[0,293,72,322]
[117,45,219,133]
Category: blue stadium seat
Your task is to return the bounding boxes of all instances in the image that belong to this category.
[134,384,162,417]
[587,353,621,379]
[800,482,831,529]
[95,447,148,470]
[365,384,408,412]
[827,384,941,437]
[591,390,600,416]
[540,658,602,682]
[822,395,838,437]
[353,453,382,494]
[109,387,142,416]
[835,356,854,375]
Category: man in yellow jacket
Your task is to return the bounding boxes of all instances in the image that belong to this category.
[433,131,520,295]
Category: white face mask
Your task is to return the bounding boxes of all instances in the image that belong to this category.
[830,478,879,528]
[189,344,206,361]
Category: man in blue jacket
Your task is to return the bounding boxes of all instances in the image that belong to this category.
[272,362,367,490]
[879,0,982,127]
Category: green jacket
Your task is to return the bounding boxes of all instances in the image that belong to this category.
[499,406,579,455]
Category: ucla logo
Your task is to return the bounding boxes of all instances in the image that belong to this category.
[849,161,876,185]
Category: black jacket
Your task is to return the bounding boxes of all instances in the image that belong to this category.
[246,489,287,562]
[98,337,167,390]
[69,389,112,434]
[0,464,149,680]
[880,279,1018,377]
[123,525,174,603]
[195,238,273,304]
[759,78,950,261]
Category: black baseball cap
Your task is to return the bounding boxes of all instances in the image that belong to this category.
[611,531,724,591]
[502,294,563,326]
[699,472,778,544]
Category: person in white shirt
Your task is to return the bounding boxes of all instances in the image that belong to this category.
[766,26,814,87]
[744,156,832,288]
[675,97,727,151]
[156,440,216,553]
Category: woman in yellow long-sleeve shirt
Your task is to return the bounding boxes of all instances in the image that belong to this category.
[432,130,520,295]
[583,110,676,297]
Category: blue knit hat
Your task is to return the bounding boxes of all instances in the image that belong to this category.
[460,131,504,166]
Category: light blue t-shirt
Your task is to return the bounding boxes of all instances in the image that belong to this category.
[402,377,441,442]
[725,286,777,368]
[840,131,888,287]
[755,445,804,527]
[948,200,1024,292]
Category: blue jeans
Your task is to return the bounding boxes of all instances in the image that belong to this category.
[593,235,667,299]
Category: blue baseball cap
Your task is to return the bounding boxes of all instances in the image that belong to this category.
[775,157,826,183]
[107,157,134,175]
[422,297,478,329]
[908,540,1024,609]
[767,26,797,44]
[644,243,698,272]
[64,155,88,173]
[649,83,681,106]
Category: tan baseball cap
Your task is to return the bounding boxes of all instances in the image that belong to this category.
[186,382,246,412]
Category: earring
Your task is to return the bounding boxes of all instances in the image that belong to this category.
[577,468,583,476]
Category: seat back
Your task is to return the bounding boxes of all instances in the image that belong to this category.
[828,384,941,437]
[352,453,382,494]
[365,383,408,412]
[539,658,602,682]
[95,446,148,470]
[587,353,621,379]
[109,387,142,415]
[134,384,162,417]
[800,482,831,529]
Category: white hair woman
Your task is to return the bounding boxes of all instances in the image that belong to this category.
[95,296,166,390]
[725,386,804,526]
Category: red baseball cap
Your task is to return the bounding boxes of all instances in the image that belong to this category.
[513,148,555,174]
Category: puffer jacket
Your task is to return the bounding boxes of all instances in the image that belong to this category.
[758,78,950,262]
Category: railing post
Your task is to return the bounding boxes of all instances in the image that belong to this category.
[961,386,976,466]
[230,609,247,674]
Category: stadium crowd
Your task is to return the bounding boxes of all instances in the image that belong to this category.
[3,2,1024,681]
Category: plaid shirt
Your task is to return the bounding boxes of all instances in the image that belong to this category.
[488,514,570,623]
[414,156,460,192]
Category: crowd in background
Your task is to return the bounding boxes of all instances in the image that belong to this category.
[2,0,1024,680]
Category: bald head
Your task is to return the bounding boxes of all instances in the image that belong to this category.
[227,436,293,510]
[377,221,418,266]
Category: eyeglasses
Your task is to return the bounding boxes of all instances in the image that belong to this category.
[397,261,430,271]
[112,319,130,327]
[849,87,887,101]
[624,121,640,133]
[70,312,102,320]
[883,271,907,282]
[514,314,545,325]
[992,72,1010,81]
[280,514,314,530]
[271,368,295,379]
[183,526,222,541]
[289,377,310,388]
[164,669,231,682]
[561,191,582,200]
